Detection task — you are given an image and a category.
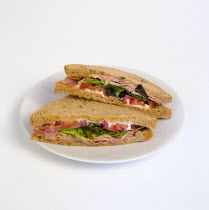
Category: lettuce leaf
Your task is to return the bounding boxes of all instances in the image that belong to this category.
[58,123,128,141]
[103,84,124,99]
[125,91,149,102]
[78,78,103,85]
[78,78,149,101]
[78,78,125,99]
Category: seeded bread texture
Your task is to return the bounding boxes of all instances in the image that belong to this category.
[64,64,172,104]
[30,95,157,128]
[55,82,171,119]
[30,128,153,146]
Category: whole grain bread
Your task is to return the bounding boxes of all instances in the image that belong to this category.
[55,82,171,119]
[30,128,153,146]
[30,95,157,129]
[64,64,172,104]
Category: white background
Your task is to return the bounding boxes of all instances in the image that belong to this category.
[1,0,209,210]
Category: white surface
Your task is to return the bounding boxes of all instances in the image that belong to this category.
[1,0,209,209]
[20,68,184,163]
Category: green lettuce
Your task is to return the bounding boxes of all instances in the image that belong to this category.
[78,78,124,99]
[57,123,128,141]
[78,78,103,85]
[125,91,150,102]
[78,78,150,101]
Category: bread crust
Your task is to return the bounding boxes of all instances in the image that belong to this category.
[30,128,153,146]
[55,82,171,119]
[64,64,172,104]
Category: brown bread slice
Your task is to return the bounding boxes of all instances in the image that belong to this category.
[64,64,172,104]
[55,82,171,119]
[30,96,157,129]
[30,128,153,146]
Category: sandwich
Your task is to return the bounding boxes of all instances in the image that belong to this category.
[30,96,157,146]
[55,64,172,119]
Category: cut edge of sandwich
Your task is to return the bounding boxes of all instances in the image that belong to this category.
[30,96,157,146]
[30,128,153,146]
[64,64,172,104]
[54,83,172,119]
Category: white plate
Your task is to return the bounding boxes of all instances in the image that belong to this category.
[20,66,184,163]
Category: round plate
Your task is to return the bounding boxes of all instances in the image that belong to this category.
[20,66,184,163]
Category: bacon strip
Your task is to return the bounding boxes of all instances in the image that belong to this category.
[60,78,78,86]
[44,125,59,140]
[34,120,88,140]
[103,120,130,132]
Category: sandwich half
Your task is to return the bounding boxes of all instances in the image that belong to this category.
[55,64,172,119]
[30,96,157,146]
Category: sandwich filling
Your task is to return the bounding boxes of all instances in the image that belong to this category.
[34,120,145,146]
[60,75,162,109]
